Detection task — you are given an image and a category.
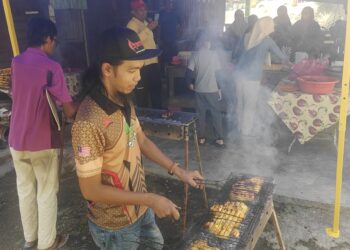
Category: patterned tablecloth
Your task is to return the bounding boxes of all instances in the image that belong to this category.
[268,84,350,144]
[64,70,82,98]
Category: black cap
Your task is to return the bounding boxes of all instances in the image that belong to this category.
[97,26,161,63]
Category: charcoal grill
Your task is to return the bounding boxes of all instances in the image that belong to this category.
[136,108,208,230]
[179,174,286,250]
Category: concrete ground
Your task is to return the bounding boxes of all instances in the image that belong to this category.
[1,115,350,249]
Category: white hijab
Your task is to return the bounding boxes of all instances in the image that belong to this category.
[244,17,275,50]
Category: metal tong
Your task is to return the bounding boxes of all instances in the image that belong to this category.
[194,178,228,186]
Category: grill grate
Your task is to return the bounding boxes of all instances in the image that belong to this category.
[178,174,275,250]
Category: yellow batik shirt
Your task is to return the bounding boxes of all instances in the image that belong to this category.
[72,95,148,230]
[127,17,158,66]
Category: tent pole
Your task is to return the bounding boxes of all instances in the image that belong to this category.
[3,0,19,56]
[245,0,251,17]
[326,0,350,238]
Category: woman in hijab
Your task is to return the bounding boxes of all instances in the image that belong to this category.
[234,17,289,137]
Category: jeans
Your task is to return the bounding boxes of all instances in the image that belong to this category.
[88,209,164,250]
[195,92,224,139]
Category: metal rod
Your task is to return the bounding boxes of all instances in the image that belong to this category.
[193,125,208,208]
[193,178,227,185]
[183,125,189,231]
[58,114,65,185]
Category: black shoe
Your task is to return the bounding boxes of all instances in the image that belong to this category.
[23,240,37,249]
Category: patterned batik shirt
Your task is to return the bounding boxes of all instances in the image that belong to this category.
[72,95,147,229]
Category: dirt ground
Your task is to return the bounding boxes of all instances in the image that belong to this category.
[1,170,350,250]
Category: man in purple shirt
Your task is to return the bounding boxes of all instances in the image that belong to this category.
[9,17,77,250]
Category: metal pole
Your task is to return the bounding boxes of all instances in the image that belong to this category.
[245,0,251,17]
[58,114,65,185]
[326,0,350,238]
[182,126,189,231]
[3,0,20,56]
[81,10,90,67]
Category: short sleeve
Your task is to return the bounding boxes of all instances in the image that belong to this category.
[187,54,196,71]
[134,117,142,135]
[47,63,72,104]
[213,52,221,71]
[72,121,105,178]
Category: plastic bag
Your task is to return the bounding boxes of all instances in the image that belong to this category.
[289,58,328,80]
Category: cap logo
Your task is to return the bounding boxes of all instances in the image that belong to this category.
[128,39,145,54]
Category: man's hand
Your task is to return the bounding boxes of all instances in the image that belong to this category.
[147,21,158,30]
[189,84,194,91]
[147,194,180,220]
[176,168,204,189]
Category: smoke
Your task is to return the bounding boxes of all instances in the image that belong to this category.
[222,72,280,177]
[178,1,281,178]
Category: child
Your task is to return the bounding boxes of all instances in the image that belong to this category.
[186,32,225,147]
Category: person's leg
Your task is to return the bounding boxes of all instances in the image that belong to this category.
[31,149,59,249]
[134,66,151,108]
[195,93,208,140]
[241,80,260,136]
[148,64,162,109]
[206,92,225,140]
[139,209,164,250]
[234,76,244,133]
[10,148,38,244]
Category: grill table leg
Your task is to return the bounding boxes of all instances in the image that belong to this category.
[183,126,189,231]
[244,198,285,250]
[245,198,273,250]
[271,208,286,250]
[58,114,65,185]
[193,125,208,208]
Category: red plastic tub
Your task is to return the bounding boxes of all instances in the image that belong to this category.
[297,76,338,94]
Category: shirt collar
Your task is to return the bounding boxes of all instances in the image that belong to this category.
[89,87,132,125]
[132,17,148,26]
[26,47,48,57]
[89,87,123,115]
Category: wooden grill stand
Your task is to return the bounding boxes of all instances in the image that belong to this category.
[245,197,285,250]
[136,108,208,230]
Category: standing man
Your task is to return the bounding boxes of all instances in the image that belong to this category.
[127,0,162,108]
[159,0,181,63]
[272,5,292,48]
[227,10,247,39]
[291,6,323,56]
[9,17,77,250]
[72,26,203,250]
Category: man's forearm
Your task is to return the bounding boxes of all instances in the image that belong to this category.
[139,137,174,171]
[79,179,154,207]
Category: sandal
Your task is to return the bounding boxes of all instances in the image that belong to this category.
[213,139,225,148]
[198,137,206,145]
[39,234,69,250]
